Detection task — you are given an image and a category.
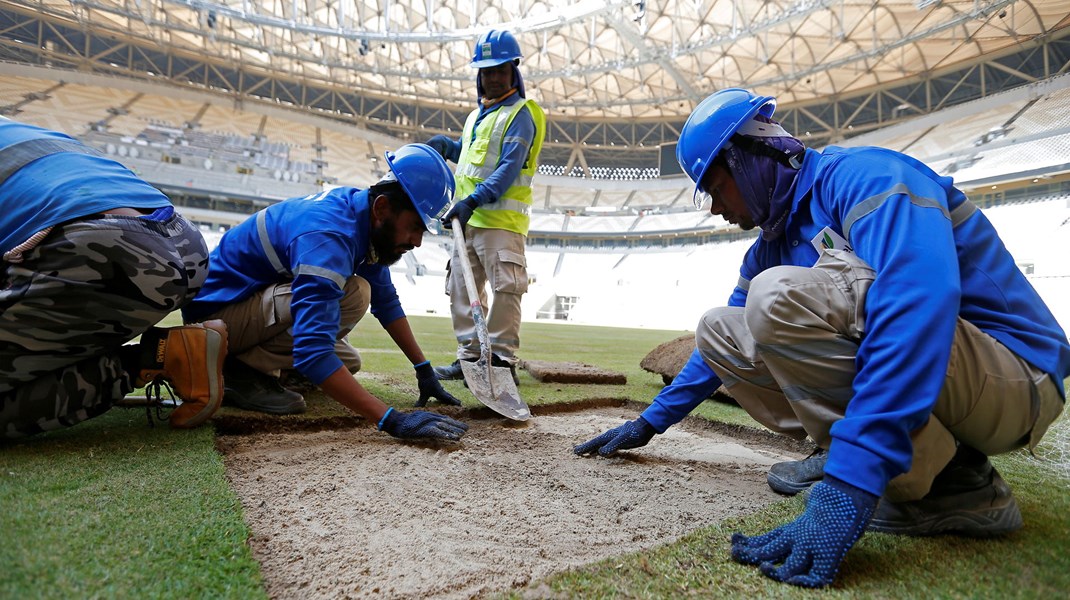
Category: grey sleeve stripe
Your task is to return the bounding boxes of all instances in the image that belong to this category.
[502,135,532,149]
[737,276,751,292]
[842,183,950,240]
[950,199,977,227]
[0,138,105,186]
[256,210,289,276]
[295,264,347,289]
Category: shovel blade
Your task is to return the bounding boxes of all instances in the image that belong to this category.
[460,360,530,421]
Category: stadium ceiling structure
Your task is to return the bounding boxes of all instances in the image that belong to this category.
[1,1,1069,172]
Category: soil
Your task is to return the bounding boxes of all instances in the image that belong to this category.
[218,406,800,599]
[520,359,627,384]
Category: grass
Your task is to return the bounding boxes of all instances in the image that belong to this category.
[1,313,1067,598]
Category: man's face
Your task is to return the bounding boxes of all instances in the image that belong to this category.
[370,197,425,266]
[699,164,754,229]
[479,62,513,99]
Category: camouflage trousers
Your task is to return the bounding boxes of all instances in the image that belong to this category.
[0,209,209,438]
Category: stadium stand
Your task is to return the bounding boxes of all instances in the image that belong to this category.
[2,71,1068,334]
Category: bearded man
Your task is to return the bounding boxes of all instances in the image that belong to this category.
[183,144,467,443]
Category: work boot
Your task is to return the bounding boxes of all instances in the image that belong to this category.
[868,445,1022,537]
[135,320,228,429]
[491,353,520,386]
[434,359,466,381]
[222,357,306,415]
[279,369,318,394]
[767,447,828,495]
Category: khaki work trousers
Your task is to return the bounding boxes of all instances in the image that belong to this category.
[696,249,1064,501]
[446,226,528,363]
[204,276,370,377]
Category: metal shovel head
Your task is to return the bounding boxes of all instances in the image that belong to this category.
[460,359,531,421]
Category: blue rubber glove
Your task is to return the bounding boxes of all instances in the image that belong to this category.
[426,134,454,160]
[378,407,469,441]
[731,476,878,588]
[441,197,478,230]
[414,362,461,407]
[573,416,656,456]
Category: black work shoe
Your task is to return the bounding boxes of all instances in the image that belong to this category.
[434,359,466,381]
[279,370,317,394]
[491,353,520,386]
[223,358,306,415]
[767,447,827,495]
[868,446,1022,537]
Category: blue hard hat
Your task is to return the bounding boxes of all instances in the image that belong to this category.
[471,30,522,69]
[383,143,455,230]
[676,88,777,205]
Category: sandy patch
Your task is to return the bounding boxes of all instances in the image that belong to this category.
[219,407,793,599]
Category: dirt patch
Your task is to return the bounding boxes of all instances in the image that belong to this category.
[521,359,627,384]
[219,406,797,599]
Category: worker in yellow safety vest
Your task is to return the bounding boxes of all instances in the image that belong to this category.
[427,29,546,385]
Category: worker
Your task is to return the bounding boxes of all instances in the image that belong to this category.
[575,88,1068,588]
[426,29,547,386]
[182,144,467,442]
[0,117,226,438]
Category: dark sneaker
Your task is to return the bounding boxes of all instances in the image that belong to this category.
[434,359,466,381]
[767,447,827,495]
[223,358,306,415]
[868,446,1022,537]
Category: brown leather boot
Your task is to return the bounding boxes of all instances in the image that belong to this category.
[136,320,228,429]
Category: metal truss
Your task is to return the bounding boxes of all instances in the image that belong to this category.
[1,4,1068,175]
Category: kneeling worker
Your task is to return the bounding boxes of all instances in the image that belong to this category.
[182,144,467,442]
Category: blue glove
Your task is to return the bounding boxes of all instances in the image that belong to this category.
[426,134,454,159]
[441,197,478,230]
[414,362,461,407]
[378,407,469,441]
[731,476,878,588]
[573,416,656,456]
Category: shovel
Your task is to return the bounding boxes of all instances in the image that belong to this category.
[450,218,530,421]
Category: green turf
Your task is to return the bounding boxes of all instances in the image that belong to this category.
[2,313,1067,598]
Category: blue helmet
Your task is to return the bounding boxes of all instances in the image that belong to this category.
[676,88,777,206]
[383,143,455,230]
[471,30,522,69]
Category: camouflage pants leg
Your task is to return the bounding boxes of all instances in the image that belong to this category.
[0,211,209,438]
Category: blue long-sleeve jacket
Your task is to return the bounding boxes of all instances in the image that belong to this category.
[0,119,170,255]
[183,188,405,384]
[642,145,1070,496]
[437,92,535,206]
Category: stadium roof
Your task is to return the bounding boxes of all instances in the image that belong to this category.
[2,1,1069,167]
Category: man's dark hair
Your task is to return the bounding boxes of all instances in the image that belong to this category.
[368,180,414,215]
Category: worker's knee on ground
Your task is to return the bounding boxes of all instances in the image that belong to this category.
[491,250,528,294]
[340,276,371,322]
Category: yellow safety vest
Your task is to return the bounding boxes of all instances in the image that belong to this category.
[455,98,546,235]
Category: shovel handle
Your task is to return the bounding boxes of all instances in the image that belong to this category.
[451,218,492,363]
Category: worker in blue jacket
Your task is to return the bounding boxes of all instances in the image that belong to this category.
[183,144,467,442]
[575,88,1068,588]
[0,117,226,437]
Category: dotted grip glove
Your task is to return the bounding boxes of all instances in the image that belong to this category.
[378,407,469,442]
[573,416,656,457]
[414,362,461,407]
[731,475,878,588]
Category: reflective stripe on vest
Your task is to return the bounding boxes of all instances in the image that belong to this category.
[456,98,546,235]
